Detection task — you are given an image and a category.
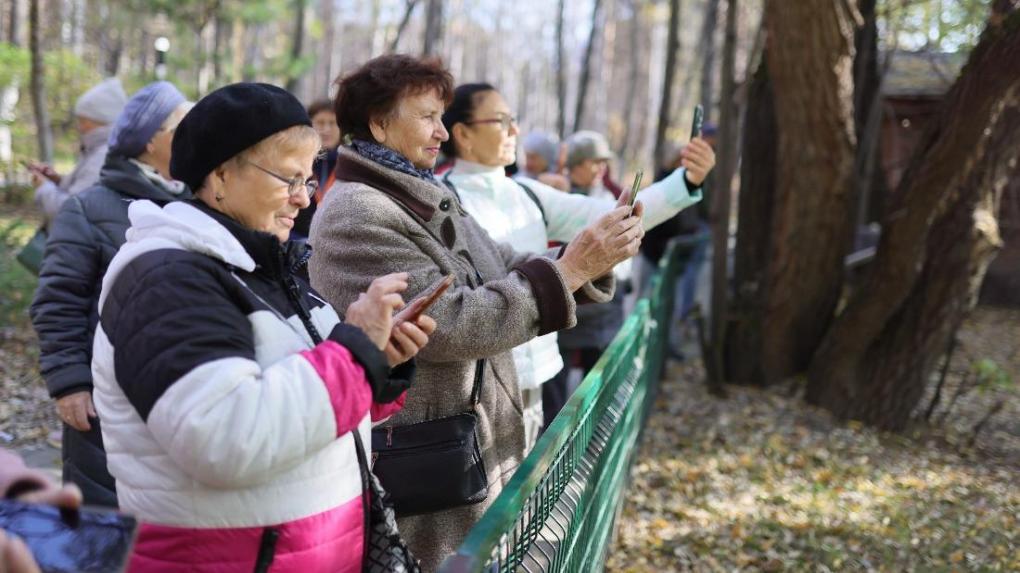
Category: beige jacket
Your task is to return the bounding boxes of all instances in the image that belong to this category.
[309,147,612,570]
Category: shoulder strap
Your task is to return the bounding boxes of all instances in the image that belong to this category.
[514,180,548,227]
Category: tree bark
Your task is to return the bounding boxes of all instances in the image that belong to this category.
[727,52,776,385]
[807,3,1020,430]
[755,0,857,385]
[423,0,444,57]
[699,0,721,123]
[707,0,739,390]
[555,0,567,138]
[574,0,604,132]
[28,0,52,163]
[653,0,681,167]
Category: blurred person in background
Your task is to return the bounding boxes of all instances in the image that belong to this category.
[30,81,193,508]
[292,98,341,239]
[29,78,127,229]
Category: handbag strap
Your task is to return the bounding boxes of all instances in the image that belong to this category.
[351,430,373,564]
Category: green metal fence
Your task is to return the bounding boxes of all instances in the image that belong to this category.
[439,239,691,573]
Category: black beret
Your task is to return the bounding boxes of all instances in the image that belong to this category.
[170,82,312,192]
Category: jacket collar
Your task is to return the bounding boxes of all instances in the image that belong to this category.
[334,146,446,222]
[99,154,192,203]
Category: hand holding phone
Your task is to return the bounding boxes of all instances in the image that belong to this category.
[392,274,454,328]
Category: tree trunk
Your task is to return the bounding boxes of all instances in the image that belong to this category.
[727,52,776,386]
[574,0,604,132]
[754,0,856,385]
[807,3,1020,430]
[9,0,21,46]
[555,0,567,138]
[423,0,444,56]
[285,0,307,93]
[28,0,51,163]
[653,0,681,168]
[699,0,721,123]
[707,0,739,389]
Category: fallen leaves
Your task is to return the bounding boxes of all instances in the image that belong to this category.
[605,354,1019,572]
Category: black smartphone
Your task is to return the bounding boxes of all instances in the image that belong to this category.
[0,499,138,572]
[627,169,644,211]
[691,104,704,140]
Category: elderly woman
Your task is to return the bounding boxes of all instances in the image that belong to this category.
[309,55,643,570]
[91,83,434,572]
[30,81,192,508]
[439,83,716,434]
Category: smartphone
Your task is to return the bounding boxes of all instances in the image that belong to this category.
[691,104,704,140]
[0,499,138,572]
[627,169,644,211]
[393,274,455,327]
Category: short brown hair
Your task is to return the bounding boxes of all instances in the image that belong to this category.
[333,54,454,142]
[307,99,334,119]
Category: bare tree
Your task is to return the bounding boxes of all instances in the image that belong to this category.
[574,0,605,132]
[389,0,420,53]
[285,0,308,93]
[556,0,567,138]
[423,0,444,56]
[653,0,681,168]
[706,0,739,389]
[28,0,52,163]
[699,0,721,123]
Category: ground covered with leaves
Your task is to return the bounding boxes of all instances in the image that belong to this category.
[606,310,1019,572]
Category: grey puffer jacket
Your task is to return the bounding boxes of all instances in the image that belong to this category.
[29,154,190,506]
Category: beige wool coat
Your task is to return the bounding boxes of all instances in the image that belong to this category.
[308,147,613,570]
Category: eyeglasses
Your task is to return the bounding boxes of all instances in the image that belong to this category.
[244,160,319,199]
[464,114,518,132]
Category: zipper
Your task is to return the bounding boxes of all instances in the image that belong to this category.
[252,528,279,573]
[279,249,323,345]
[376,437,466,456]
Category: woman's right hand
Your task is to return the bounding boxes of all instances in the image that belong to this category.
[345,273,409,350]
[555,191,645,292]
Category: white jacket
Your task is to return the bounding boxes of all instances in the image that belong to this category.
[444,160,701,388]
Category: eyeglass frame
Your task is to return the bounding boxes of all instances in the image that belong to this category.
[242,160,319,199]
[462,114,518,132]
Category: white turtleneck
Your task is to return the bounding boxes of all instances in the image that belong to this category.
[444,158,702,389]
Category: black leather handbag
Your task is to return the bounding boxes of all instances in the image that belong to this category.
[371,359,489,517]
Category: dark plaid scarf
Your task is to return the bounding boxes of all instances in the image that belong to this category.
[349,139,438,184]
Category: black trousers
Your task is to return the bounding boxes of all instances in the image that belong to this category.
[542,346,604,428]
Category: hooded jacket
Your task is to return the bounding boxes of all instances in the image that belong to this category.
[92,198,409,572]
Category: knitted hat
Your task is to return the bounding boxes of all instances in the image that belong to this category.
[170,83,312,192]
[565,130,613,168]
[522,131,560,172]
[74,78,127,124]
[107,82,187,158]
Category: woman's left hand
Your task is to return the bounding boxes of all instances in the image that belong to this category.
[384,315,436,366]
